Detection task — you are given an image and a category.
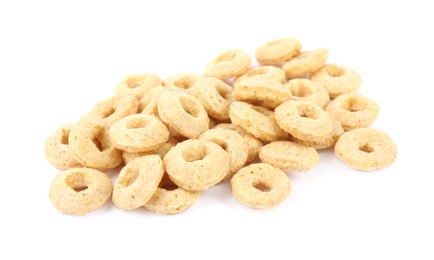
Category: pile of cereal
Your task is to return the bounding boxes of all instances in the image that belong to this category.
[45,38,397,215]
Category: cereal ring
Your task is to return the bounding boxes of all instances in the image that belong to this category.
[231,163,291,209]
[45,124,80,169]
[259,141,319,171]
[275,100,333,141]
[310,64,361,98]
[112,155,164,210]
[109,114,169,153]
[49,167,112,215]
[229,102,288,142]
[255,38,301,65]
[326,93,379,131]
[163,73,204,93]
[233,78,292,109]
[88,95,138,125]
[233,66,286,87]
[139,86,165,115]
[334,128,397,171]
[286,79,330,108]
[204,49,250,79]
[282,48,329,79]
[158,91,209,139]
[69,117,122,170]
[163,139,230,191]
[199,128,248,178]
[122,137,178,164]
[114,73,161,99]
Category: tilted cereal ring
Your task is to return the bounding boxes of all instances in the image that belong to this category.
[286,79,330,108]
[255,38,301,65]
[282,48,329,79]
[122,137,178,164]
[229,102,288,142]
[163,73,204,93]
[69,117,122,170]
[189,77,234,121]
[139,86,165,115]
[158,91,209,139]
[163,139,230,191]
[88,95,138,125]
[259,141,319,172]
[109,114,169,153]
[49,167,112,215]
[326,93,379,131]
[199,128,248,179]
[45,124,80,169]
[112,155,164,210]
[204,49,250,79]
[231,163,291,209]
[275,100,333,141]
[114,73,161,99]
[233,66,286,87]
[311,64,361,98]
[334,128,397,171]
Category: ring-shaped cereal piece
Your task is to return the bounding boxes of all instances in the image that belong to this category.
[122,137,178,164]
[204,49,250,79]
[231,163,291,209]
[259,141,319,171]
[326,93,379,131]
[310,64,361,98]
[163,73,204,93]
[139,86,166,115]
[158,91,209,139]
[49,167,112,215]
[233,66,286,87]
[334,128,397,171]
[112,155,164,210]
[286,79,330,108]
[114,73,161,99]
[163,139,230,191]
[109,114,169,153]
[229,102,288,142]
[255,38,301,65]
[45,124,80,169]
[88,95,138,125]
[282,48,329,79]
[69,117,123,170]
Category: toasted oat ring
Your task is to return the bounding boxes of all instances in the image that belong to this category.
[199,128,248,179]
[275,100,333,141]
[334,128,397,171]
[163,73,204,93]
[255,38,301,65]
[286,79,330,108]
[311,64,361,98]
[49,167,112,215]
[88,95,138,125]
[158,91,209,139]
[229,102,288,142]
[112,155,164,210]
[231,163,291,209]
[163,139,230,191]
[282,48,329,79]
[259,141,319,171]
[233,79,292,109]
[122,137,178,164]
[326,93,379,131]
[45,124,80,169]
[204,49,250,79]
[233,66,286,87]
[109,114,169,153]
[114,73,161,99]
[139,86,166,115]
[190,77,234,121]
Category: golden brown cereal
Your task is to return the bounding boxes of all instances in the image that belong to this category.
[109,114,169,153]
[122,137,178,164]
[112,155,164,210]
[334,128,397,171]
[69,117,122,170]
[163,73,204,93]
[139,86,165,115]
[282,48,329,79]
[233,66,286,87]
[311,64,361,98]
[88,95,138,125]
[204,49,250,79]
[326,93,379,131]
[114,73,161,99]
[255,38,301,65]
[163,139,230,191]
[286,79,330,108]
[49,167,112,215]
[231,163,291,209]
[158,91,209,139]
[259,141,319,171]
[45,124,80,169]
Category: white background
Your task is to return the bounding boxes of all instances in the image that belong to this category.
[1,0,433,259]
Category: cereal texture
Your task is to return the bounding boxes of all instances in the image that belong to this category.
[139,86,166,115]
[88,95,138,125]
[45,124,80,169]
[311,64,361,98]
[234,66,286,87]
[122,137,178,164]
[204,49,250,79]
[286,79,330,108]
[282,48,329,79]
[255,38,301,65]
[114,73,161,99]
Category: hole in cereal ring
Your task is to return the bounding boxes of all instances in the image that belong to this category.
[180,97,200,118]
[182,144,207,162]
[216,85,231,99]
[61,128,70,145]
[126,117,151,129]
[174,78,197,89]
[297,104,320,120]
[216,51,236,62]
[290,83,313,98]
[359,143,374,153]
[126,78,141,89]
[65,172,89,193]
[207,138,228,152]
[325,65,345,77]
[341,97,368,112]
[253,181,271,192]
[92,131,107,152]
[119,169,139,187]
